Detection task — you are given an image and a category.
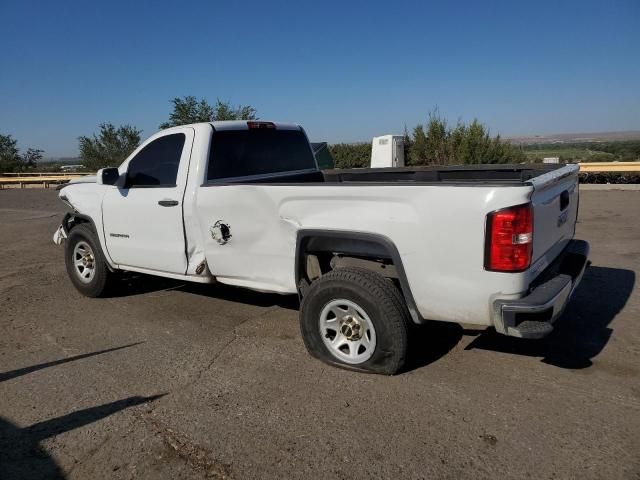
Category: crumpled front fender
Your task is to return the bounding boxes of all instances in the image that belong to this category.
[53,225,67,245]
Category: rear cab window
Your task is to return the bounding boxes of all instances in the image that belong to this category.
[207,128,316,182]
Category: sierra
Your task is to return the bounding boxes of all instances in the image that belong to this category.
[54,121,589,374]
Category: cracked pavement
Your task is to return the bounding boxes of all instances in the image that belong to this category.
[1,189,639,479]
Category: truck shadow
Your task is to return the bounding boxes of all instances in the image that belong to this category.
[104,267,634,371]
[106,274,464,371]
[464,266,635,369]
[107,273,185,297]
[181,282,301,310]
[107,273,300,310]
[404,321,464,372]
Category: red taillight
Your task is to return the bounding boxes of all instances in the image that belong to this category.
[247,121,276,129]
[485,203,533,272]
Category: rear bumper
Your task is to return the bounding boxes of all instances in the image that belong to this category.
[492,239,590,339]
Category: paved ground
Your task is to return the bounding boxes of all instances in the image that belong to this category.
[1,189,638,479]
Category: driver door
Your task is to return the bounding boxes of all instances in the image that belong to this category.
[102,128,194,274]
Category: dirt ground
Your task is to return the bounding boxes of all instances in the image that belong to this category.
[0,188,638,479]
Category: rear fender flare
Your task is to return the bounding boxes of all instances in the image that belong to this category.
[295,229,423,324]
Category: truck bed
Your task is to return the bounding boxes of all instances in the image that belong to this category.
[214,163,568,186]
[322,163,565,185]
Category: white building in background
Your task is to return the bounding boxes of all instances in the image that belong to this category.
[543,157,560,164]
[370,135,405,168]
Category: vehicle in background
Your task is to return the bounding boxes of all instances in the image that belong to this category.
[53,121,589,374]
[60,165,86,172]
[310,142,335,169]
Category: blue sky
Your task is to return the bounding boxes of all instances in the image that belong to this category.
[1,0,638,157]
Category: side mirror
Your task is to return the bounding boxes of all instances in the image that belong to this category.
[97,167,120,186]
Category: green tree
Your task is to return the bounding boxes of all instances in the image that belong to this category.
[0,134,22,172]
[329,143,371,169]
[22,148,44,168]
[408,113,526,165]
[327,113,529,170]
[402,124,412,164]
[213,101,257,121]
[587,151,616,162]
[78,123,142,170]
[462,120,488,164]
[408,124,427,165]
[0,134,47,172]
[447,122,468,163]
[424,112,448,165]
[160,96,257,128]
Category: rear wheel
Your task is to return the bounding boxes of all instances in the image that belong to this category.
[65,224,114,297]
[300,268,410,374]
[319,298,377,364]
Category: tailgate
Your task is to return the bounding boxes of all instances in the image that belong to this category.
[529,164,580,264]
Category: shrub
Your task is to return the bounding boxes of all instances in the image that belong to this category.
[328,143,371,169]
[328,113,527,169]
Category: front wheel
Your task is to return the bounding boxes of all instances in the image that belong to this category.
[64,224,114,297]
[300,268,410,375]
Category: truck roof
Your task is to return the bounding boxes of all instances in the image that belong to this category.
[212,120,302,131]
[160,121,302,131]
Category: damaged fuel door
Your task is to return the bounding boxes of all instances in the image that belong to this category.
[210,221,232,245]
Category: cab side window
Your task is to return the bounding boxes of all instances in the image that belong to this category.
[127,133,186,187]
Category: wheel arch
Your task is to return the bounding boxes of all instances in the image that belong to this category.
[295,229,423,324]
[62,212,116,270]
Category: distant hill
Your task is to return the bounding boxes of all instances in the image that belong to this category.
[507,131,640,145]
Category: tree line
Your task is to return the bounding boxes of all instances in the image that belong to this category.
[79,96,257,170]
[330,112,527,169]
[3,100,580,173]
[0,134,44,172]
[0,96,256,172]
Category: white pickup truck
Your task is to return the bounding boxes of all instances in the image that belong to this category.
[54,121,589,374]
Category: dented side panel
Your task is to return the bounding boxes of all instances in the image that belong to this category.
[194,183,535,325]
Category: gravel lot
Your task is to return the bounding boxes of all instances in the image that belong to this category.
[1,188,638,479]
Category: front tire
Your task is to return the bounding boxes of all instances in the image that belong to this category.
[65,224,113,297]
[300,268,410,375]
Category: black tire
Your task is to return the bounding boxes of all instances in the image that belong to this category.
[64,223,114,297]
[300,267,410,375]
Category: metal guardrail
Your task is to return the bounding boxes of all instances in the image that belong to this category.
[0,172,88,177]
[578,161,640,172]
[0,173,90,189]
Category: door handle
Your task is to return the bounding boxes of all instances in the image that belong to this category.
[158,199,179,207]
